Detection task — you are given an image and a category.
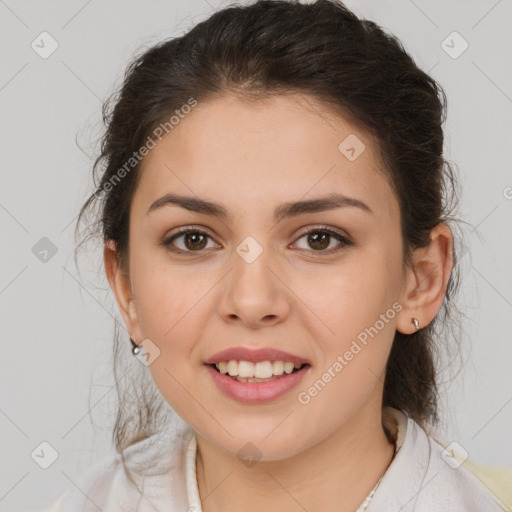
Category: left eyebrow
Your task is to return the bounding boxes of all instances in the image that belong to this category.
[145,192,373,221]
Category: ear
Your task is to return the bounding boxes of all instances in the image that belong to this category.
[103,240,143,342]
[396,223,454,334]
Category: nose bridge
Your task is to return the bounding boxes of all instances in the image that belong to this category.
[232,233,277,295]
[218,232,290,325]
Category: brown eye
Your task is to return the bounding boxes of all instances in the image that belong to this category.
[183,232,208,250]
[307,232,330,250]
[162,229,217,252]
[293,227,353,253]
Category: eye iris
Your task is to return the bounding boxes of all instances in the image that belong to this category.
[309,232,329,250]
[185,232,207,250]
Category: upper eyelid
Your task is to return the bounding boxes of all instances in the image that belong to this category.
[165,224,350,239]
[294,224,350,239]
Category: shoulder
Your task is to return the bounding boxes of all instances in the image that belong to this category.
[47,448,135,512]
[41,452,125,512]
[45,423,194,512]
[372,408,512,511]
[436,440,512,511]
[413,417,511,511]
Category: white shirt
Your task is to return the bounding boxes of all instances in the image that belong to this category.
[47,407,507,511]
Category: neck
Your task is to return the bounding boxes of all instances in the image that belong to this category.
[195,403,396,512]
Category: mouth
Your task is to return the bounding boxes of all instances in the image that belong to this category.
[204,360,311,404]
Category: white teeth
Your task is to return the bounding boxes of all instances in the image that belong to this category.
[284,362,294,374]
[215,359,304,379]
[272,361,284,375]
[238,361,254,378]
[255,361,273,379]
[227,360,239,376]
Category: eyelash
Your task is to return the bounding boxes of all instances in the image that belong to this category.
[161,225,353,256]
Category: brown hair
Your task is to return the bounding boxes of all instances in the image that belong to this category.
[75,0,468,477]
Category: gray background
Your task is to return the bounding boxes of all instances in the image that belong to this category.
[1,0,511,510]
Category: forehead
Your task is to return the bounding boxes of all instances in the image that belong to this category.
[133,93,399,224]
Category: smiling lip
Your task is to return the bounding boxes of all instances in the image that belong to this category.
[204,347,310,366]
[204,364,310,404]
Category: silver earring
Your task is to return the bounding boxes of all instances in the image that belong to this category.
[411,317,420,331]
[130,337,141,355]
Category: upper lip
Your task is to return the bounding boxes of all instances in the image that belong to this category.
[204,347,310,366]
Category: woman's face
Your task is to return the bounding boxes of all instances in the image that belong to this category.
[110,93,413,460]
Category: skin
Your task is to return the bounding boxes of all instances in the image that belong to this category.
[104,92,453,512]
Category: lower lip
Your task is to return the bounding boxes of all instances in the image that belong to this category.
[204,364,310,404]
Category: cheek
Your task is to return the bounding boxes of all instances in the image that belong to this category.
[134,256,213,341]
[134,266,208,413]
[295,275,398,428]
[298,252,398,340]
[293,255,399,413]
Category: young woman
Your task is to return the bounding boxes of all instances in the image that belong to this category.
[48,0,511,510]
